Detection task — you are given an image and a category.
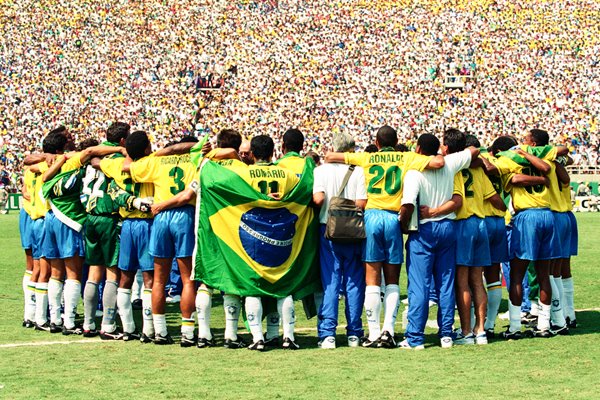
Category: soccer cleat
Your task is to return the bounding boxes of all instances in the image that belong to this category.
[49,323,63,333]
[131,299,142,310]
[196,337,215,349]
[123,331,141,341]
[398,339,425,350]
[521,312,537,323]
[224,337,247,349]
[83,329,99,338]
[454,332,475,345]
[180,335,197,348]
[440,336,453,349]
[566,317,577,329]
[140,333,154,343]
[361,337,379,348]
[248,340,265,351]
[264,336,280,347]
[153,333,174,345]
[100,330,123,340]
[23,320,35,329]
[347,335,360,348]
[282,337,299,350]
[318,336,336,349]
[485,329,495,340]
[475,332,488,345]
[525,327,552,338]
[166,295,181,304]
[550,325,570,336]
[377,331,397,349]
[62,326,83,336]
[34,322,52,332]
[501,329,523,340]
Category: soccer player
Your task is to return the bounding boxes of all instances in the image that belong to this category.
[19,167,36,328]
[325,125,444,348]
[126,133,198,345]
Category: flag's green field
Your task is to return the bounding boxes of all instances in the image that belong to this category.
[0,213,599,400]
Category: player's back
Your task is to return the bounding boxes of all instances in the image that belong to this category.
[456,167,497,219]
[243,163,299,198]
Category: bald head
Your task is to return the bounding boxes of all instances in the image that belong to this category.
[239,140,253,165]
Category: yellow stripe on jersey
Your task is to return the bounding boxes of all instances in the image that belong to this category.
[130,153,197,205]
[345,150,431,211]
[456,168,497,220]
[100,157,154,218]
[492,156,550,211]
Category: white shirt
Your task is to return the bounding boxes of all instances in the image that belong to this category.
[401,149,472,224]
[313,163,367,224]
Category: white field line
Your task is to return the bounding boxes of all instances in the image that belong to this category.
[2,307,599,349]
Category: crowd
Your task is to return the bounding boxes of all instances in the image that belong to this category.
[1,0,599,189]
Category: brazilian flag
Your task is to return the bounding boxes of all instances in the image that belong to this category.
[193,160,320,299]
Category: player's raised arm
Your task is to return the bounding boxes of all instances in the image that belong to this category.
[425,154,445,169]
[514,148,551,175]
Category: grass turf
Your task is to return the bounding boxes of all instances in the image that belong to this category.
[0,212,599,399]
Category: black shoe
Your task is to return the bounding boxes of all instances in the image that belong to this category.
[140,333,154,343]
[377,331,397,349]
[180,335,197,348]
[35,322,51,332]
[485,329,496,340]
[62,325,83,336]
[131,299,143,310]
[248,340,265,351]
[521,312,537,323]
[264,337,280,347]
[123,331,141,341]
[49,323,63,333]
[83,329,99,338]
[550,325,570,336]
[154,333,174,345]
[282,337,299,350]
[224,337,247,349]
[525,327,552,338]
[100,330,123,340]
[501,329,523,340]
[361,337,379,348]
[23,320,35,329]
[196,337,215,348]
[566,317,577,329]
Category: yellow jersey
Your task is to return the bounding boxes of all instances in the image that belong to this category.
[100,157,154,218]
[276,153,312,177]
[30,162,51,220]
[234,162,299,198]
[61,152,83,173]
[130,153,197,205]
[560,177,573,212]
[546,162,571,213]
[22,168,35,216]
[456,167,497,220]
[345,150,431,211]
[492,156,551,211]
[481,151,507,218]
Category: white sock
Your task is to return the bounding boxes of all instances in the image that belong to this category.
[101,280,118,333]
[382,284,400,335]
[470,303,476,331]
[223,294,241,341]
[35,282,49,325]
[117,288,136,334]
[153,314,168,337]
[23,271,33,320]
[245,296,264,342]
[508,301,522,333]
[562,277,575,320]
[142,288,154,336]
[365,285,382,340]
[48,278,64,326]
[485,282,502,330]
[63,279,81,329]
[195,287,212,340]
[538,302,551,331]
[181,317,195,340]
[266,312,280,340]
[25,280,37,322]
[131,270,143,301]
[549,276,566,328]
[530,299,540,317]
[278,295,295,341]
[83,281,99,331]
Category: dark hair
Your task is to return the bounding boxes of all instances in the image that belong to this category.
[305,150,320,165]
[48,126,67,136]
[126,131,150,160]
[376,125,398,148]
[395,143,409,152]
[217,129,242,151]
[443,128,466,154]
[283,128,304,152]
[490,135,518,155]
[179,135,199,143]
[77,138,99,151]
[42,132,67,154]
[106,122,130,144]
[465,134,481,148]
[250,135,274,161]
[364,144,378,153]
[417,134,440,156]
[530,129,549,146]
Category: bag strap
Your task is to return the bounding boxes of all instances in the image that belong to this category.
[335,165,356,198]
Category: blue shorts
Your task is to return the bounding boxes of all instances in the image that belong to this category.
[119,218,154,272]
[149,206,195,259]
[485,216,509,264]
[456,216,491,267]
[41,211,85,259]
[552,212,571,259]
[19,208,33,250]
[363,209,403,264]
[31,218,46,260]
[567,211,578,256]
[510,208,556,261]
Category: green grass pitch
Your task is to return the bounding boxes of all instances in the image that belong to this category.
[0,212,599,399]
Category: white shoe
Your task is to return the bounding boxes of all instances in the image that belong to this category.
[318,336,336,349]
[166,295,181,303]
[441,336,453,349]
[499,311,510,320]
[475,332,488,345]
[454,331,475,345]
[397,339,424,350]
[347,335,359,348]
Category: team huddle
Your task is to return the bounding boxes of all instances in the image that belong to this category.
[18,123,578,350]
